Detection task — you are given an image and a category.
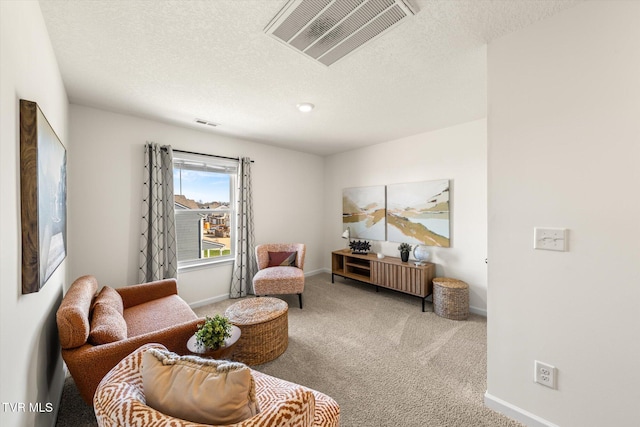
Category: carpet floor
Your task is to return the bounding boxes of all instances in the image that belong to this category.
[56,273,523,427]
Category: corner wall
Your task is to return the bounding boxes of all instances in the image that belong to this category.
[486,2,640,426]
[323,119,488,313]
[0,2,69,426]
[68,105,325,305]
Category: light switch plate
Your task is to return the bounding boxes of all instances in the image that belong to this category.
[534,228,567,251]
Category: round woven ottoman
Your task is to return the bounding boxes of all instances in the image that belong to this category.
[224,297,288,365]
[433,277,469,320]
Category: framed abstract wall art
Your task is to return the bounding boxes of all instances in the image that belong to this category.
[342,185,386,241]
[20,100,67,294]
[386,179,450,247]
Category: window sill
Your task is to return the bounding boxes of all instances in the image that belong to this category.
[178,257,234,272]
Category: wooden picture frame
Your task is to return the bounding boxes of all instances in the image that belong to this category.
[20,100,67,294]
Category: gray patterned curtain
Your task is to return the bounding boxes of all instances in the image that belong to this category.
[230,157,256,297]
[139,142,177,282]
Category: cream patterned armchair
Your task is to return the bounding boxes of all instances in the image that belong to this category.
[253,243,306,308]
[93,343,340,427]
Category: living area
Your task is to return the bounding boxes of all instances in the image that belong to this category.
[2,1,639,427]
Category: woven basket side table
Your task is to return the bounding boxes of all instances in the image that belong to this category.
[433,277,469,320]
[224,297,288,365]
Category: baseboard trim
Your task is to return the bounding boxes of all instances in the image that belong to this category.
[305,268,327,277]
[470,305,487,317]
[51,363,68,427]
[484,392,558,427]
[189,294,229,309]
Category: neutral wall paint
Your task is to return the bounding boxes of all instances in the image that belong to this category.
[0,2,69,427]
[324,119,488,313]
[486,2,640,426]
[68,105,324,305]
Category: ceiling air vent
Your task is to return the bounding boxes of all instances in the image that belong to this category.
[195,118,219,127]
[264,0,418,66]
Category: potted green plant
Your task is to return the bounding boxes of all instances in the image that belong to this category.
[195,314,232,350]
[398,243,412,262]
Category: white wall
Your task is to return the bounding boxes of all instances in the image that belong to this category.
[68,105,324,305]
[486,2,640,426]
[324,119,488,313]
[0,2,69,427]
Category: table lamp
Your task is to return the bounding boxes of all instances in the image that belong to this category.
[341,227,350,248]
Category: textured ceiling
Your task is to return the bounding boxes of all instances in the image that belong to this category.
[39,0,582,156]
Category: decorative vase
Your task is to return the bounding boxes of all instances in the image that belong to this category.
[400,251,409,262]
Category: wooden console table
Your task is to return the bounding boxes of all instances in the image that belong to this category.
[331,249,435,312]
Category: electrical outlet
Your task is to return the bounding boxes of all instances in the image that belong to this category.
[534,360,557,389]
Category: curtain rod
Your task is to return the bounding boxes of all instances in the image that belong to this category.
[165,148,254,163]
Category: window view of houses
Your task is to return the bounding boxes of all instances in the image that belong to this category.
[174,195,231,260]
[173,166,233,262]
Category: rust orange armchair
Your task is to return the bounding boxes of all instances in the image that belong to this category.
[56,275,202,405]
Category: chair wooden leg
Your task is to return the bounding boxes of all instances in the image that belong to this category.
[298,293,303,309]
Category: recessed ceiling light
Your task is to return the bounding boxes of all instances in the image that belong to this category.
[296,103,314,113]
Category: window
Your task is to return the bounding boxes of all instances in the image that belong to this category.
[173,152,237,268]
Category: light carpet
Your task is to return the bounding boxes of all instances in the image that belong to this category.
[56,273,523,427]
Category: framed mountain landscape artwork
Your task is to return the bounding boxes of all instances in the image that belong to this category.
[387,179,450,247]
[342,185,386,241]
[20,100,67,294]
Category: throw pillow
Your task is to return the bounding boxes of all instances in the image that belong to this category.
[56,275,98,349]
[88,302,127,345]
[267,251,297,267]
[91,286,124,315]
[142,349,260,425]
